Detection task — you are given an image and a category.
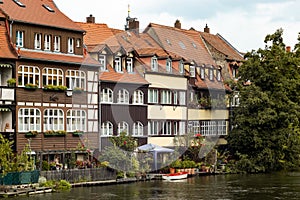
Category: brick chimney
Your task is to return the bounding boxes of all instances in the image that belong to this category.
[204,24,210,33]
[286,46,291,52]
[174,19,181,29]
[86,14,95,23]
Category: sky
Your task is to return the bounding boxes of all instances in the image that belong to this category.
[55,0,300,53]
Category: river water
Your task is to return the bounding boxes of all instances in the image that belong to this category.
[10,173,300,200]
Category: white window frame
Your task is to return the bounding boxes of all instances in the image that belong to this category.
[179,91,186,105]
[133,121,143,136]
[173,91,178,105]
[42,68,63,86]
[43,109,64,131]
[190,65,195,77]
[101,121,113,136]
[209,68,214,80]
[161,90,172,104]
[118,121,129,135]
[18,108,41,132]
[117,89,129,104]
[148,89,158,103]
[126,57,133,73]
[200,67,205,79]
[148,121,159,136]
[66,70,86,90]
[101,88,113,103]
[68,37,74,53]
[76,38,81,48]
[66,110,86,132]
[217,70,221,81]
[166,58,172,73]
[179,121,186,135]
[114,56,122,72]
[161,121,172,135]
[200,120,226,136]
[16,30,24,47]
[44,34,51,51]
[18,65,40,87]
[99,55,106,71]
[151,56,158,72]
[133,90,144,104]
[34,33,41,50]
[54,36,61,52]
[179,60,184,74]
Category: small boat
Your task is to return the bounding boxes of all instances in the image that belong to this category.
[162,171,188,180]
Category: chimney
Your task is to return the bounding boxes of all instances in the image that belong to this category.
[204,24,210,33]
[174,19,181,29]
[86,14,95,23]
[286,46,291,52]
[128,18,139,33]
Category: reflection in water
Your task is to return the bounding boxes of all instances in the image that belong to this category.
[8,173,300,200]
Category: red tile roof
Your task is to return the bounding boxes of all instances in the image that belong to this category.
[0,20,17,59]
[0,0,83,32]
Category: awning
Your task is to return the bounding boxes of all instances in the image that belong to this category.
[0,108,10,112]
[0,64,12,68]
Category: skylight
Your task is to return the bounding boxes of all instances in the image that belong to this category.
[192,43,197,49]
[179,41,186,49]
[13,0,25,7]
[43,4,55,12]
[166,39,172,46]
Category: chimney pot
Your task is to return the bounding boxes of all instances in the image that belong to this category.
[204,24,210,33]
[174,19,181,29]
[286,46,291,52]
[86,14,95,23]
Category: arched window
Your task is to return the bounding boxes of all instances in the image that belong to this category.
[166,58,172,73]
[133,121,143,136]
[66,110,86,132]
[42,68,63,86]
[179,60,184,74]
[118,121,129,135]
[44,109,64,131]
[117,89,129,104]
[101,121,113,136]
[18,65,40,87]
[101,88,113,103]
[151,56,158,72]
[18,108,41,132]
[133,90,144,104]
[66,70,86,90]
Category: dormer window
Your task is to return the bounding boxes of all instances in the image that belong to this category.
[42,4,54,12]
[200,66,205,79]
[44,34,51,51]
[190,66,195,78]
[34,33,41,50]
[16,30,24,47]
[68,37,74,54]
[166,59,172,73]
[13,0,25,7]
[209,67,214,81]
[151,56,158,72]
[99,55,106,71]
[179,60,184,74]
[217,70,221,81]
[232,67,238,79]
[54,36,60,52]
[126,57,133,73]
[114,56,122,73]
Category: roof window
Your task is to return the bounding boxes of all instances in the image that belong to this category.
[179,41,186,49]
[166,39,172,46]
[192,43,197,49]
[43,4,55,12]
[13,0,25,7]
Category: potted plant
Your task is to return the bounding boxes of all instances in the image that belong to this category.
[73,87,84,94]
[7,78,16,87]
[25,83,38,90]
[25,130,38,137]
[72,130,84,136]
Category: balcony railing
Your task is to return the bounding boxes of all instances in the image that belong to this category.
[0,88,14,101]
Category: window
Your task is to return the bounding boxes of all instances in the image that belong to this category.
[99,55,106,71]
[54,36,61,52]
[18,108,41,132]
[179,60,184,74]
[161,121,172,135]
[18,65,40,87]
[161,90,172,104]
[232,67,238,79]
[133,121,143,136]
[67,110,86,132]
[66,70,86,90]
[101,121,113,136]
[179,91,186,105]
[117,89,129,104]
[148,121,159,135]
[231,92,240,107]
[118,121,129,135]
[42,68,63,86]
[16,30,24,47]
[126,57,133,73]
[166,59,172,73]
[148,89,158,103]
[114,57,122,72]
[101,88,113,103]
[34,33,41,49]
[200,120,226,136]
[68,37,74,53]
[133,90,144,104]
[190,66,195,77]
[13,0,25,7]
[179,41,186,49]
[76,38,81,48]
[173,121,179,135]
[44,34,51,51]
[42,4,54,12]
[179,121,186,135]
[217,70,221,81]
[43,109,64,131]
[200,67,205,79]
[151,56,158,72]
[209,68,214,80]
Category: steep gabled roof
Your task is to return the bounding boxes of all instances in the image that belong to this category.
[0,20,17,59]
[0,0,83,32]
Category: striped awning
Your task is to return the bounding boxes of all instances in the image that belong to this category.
[0,64,12,68]
[0,108,10,112]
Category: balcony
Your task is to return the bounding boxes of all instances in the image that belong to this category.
[0,87,15,104]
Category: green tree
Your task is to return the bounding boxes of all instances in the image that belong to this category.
[227,29,300,172]
[0,134,15,175]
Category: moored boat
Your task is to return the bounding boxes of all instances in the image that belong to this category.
[162,171,188,180]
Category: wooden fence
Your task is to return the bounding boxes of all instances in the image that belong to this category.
[40,168,116,183]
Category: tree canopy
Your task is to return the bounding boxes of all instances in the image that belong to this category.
[227,29,300,172]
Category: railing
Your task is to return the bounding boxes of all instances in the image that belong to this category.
[40,168,116,183]
[0,88,14,101]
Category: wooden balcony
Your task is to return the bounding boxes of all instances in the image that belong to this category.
[0,87,15,104]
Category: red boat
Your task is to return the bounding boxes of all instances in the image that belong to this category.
[162,171,188,180]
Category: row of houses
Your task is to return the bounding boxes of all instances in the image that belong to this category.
[0,0,243,167]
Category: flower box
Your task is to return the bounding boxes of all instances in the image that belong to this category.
[25,131,38,137]
[24,83,38,90]
[72,131,84,136]
[44,130,66,137]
